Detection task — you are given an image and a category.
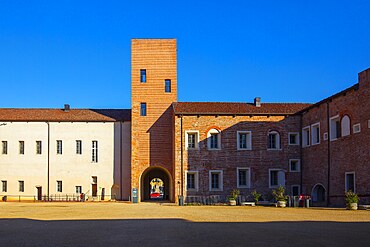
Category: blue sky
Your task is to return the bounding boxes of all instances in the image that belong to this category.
[0,0,369,109]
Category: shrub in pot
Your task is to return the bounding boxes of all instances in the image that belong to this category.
[345,190,359,210]
[272,186,288,208]
[228,189,240,206]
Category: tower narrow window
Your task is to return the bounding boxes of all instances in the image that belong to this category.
[140,103,147,116]
[56,140,62,154]
[76,140,82,154]
[36,141,42,154]
[92,141,98,163]
[140,69,146,83]
[165,79,171,92]
[19,141,25,154]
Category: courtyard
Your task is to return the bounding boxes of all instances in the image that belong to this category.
[0,202,369,246]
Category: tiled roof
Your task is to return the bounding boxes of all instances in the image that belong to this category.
[0,108,131,122]
[172,102,311,115]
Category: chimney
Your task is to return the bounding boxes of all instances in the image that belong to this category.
[64,104,70,112]
[254,97,261,107]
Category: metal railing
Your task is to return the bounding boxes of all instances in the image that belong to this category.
[1,194,116,202]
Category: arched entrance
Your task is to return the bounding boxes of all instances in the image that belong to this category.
[311,184,326,206]
[141,167,172,202]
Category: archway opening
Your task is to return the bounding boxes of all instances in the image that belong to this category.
[141,167,171,201]
[312,184,326,205]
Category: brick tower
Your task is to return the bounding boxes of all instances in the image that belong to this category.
[131,39,177,202]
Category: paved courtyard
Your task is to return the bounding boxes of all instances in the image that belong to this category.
[0,202,369,246]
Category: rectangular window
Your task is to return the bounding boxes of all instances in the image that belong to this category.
[76,140,82,154]
[186,131,199,150]
[330,116,341,140]
[76,186,82,194]
[186,171,198,191]
[237,131,252,150]
[210,133,218,149]
[19,141,25,154]
[92,141,98,163]
[165,79,171,93]
[269,169,285,188]
[36,141,42,154]
[291,185,300,197]
[56,140,62,154]
[2,141,7,154]
[302,126,310,147]
[289,159,301,172]
[237,168,251,188]
[353,123,361,134]
[311,123,320,145]
[57,181,62,192]
[288,133,299,145]
[140,103,147,116]
[140,69,146,83]
[19,181,24,192]
[209,170,223,191]
[345,172,355,192]
[2,180,7,192]
[268,131,280,149]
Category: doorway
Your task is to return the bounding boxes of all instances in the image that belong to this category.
[36,186,42,201]
[92,176,97,197]
[141,167,172,202]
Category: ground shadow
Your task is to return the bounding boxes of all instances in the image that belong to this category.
[0,218,369,247]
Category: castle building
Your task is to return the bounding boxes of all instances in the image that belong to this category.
[0,39,369,206]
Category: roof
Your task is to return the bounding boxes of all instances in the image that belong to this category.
[0,108,131,122]
[172,102,311,115]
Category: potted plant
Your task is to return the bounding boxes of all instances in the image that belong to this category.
[251,190,261,203]
[345,190,359,210]
[272,186,288,208]
[228,189,240,206]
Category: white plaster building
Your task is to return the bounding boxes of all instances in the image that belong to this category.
[0,107,131,201]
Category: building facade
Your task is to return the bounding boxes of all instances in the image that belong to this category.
[0,39,369,206]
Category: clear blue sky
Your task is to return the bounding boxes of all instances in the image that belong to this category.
[0,0,369,109]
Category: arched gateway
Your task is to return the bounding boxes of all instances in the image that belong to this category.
[141,167,173,202]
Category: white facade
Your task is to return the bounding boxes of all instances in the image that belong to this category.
[0,121,131,201]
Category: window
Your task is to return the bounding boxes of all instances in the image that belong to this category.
[289,159,301,172]
[92,141,98,163]
[56,140,62,154]
[185,131,199,150]
[341,115,350,137]
[237,131,252,150]
[323,132,328,141]
[345,172,355,192]
[140,69,146,83]
[268,131,280,149]
[330,116,341,140]
[57,181,62,192]
[2,180,7,192]
[19,141,25,154]
[311,123,320,145]
[353,123,361,134]
[237,168,251,188]
[2,141,7,154]
[368,120,370,128]
[269,169,285,188]
[19,181,24,192]
[165,79,171,93]
[302,126,310,147]
[186,171,199,191]
[36,141,42,154]
[288,133,299,145]
[209,170,223,191]
[291,185,300,197]
[76,140,82,154]
[140,103,147,116]
[207,128,221,150]
[76,186,82,194]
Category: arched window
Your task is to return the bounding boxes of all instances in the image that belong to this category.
[312,184,326,202]
[268,131,280,149]
[207,128,221,150]
[341,115,351,137]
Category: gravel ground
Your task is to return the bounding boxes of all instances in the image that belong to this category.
[0,202,369,246]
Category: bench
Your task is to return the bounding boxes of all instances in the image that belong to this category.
[241,202,256,206]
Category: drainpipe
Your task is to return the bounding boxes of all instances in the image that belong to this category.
[326,102,331,206]
[180,115,184,204]
[47,122,50,201]
[120,121,123,200]
[299,115,303,193]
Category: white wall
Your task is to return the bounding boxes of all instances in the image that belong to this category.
[0,121,130,201]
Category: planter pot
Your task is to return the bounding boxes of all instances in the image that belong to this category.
[277,201,286,208]
[347,203,358,210]
[229,199,237,206]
